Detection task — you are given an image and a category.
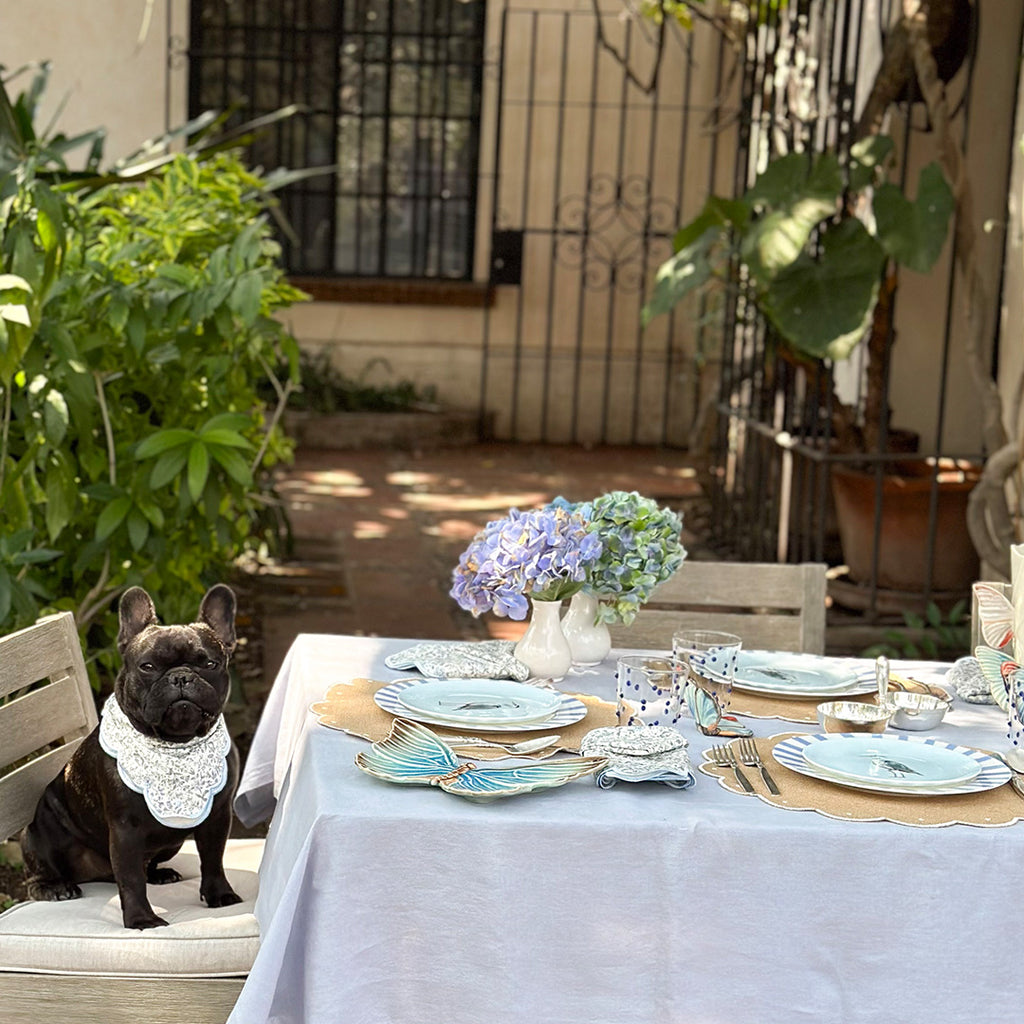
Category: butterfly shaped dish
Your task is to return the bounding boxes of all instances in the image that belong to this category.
[355,719,607,802]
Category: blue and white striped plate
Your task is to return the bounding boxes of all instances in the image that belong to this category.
[375,677,587,732]
[772,733,1011,796]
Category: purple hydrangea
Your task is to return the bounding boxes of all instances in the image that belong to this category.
[450,506,603,620]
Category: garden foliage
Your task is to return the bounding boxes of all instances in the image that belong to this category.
[0,69,306,683]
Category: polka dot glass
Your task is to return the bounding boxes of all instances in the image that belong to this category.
[614,655,687,728]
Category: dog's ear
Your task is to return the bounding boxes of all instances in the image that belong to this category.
[198,584,237,655]
[117,587,158,653]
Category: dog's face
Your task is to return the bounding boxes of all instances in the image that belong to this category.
[114,585,237,742]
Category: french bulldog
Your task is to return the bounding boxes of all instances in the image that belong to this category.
[21,584,243,930]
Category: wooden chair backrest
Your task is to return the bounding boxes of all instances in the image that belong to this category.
[0,612,97,842]
[609,561,827,654]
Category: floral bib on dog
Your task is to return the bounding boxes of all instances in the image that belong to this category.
[98,696,231,829]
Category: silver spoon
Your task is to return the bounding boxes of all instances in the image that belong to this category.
[444,734,561,755]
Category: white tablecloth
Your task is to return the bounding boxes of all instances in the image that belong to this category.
[230,635,1023,1024]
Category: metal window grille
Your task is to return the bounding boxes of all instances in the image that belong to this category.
[187,0,485,278]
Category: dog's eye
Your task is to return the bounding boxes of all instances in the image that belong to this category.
[140,662,155,671]
[206,659,219,669]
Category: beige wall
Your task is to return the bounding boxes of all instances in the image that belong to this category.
[0,0,183,164]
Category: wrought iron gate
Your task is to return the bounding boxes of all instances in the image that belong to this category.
[480,5,733,446]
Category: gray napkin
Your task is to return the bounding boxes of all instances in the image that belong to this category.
[384,640,531,681]
[947,655,995,704]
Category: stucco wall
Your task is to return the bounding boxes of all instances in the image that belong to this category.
[0,0,178,164]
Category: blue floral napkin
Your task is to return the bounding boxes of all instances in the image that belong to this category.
[384,640,531,681]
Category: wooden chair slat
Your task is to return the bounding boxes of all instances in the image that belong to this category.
[609,561,827,654]
[0,676,96,772]
[0,740,88,842]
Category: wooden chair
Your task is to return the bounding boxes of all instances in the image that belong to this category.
[0,612,261,1024]
[609,561,827,654]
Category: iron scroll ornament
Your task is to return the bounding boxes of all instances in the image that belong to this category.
[552,174,678,294]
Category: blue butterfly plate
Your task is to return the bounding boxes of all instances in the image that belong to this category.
[355,719,607,801]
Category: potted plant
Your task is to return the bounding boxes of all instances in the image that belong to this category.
[643,0,998,601]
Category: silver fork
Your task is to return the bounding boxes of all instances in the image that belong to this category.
[709,744,754,793]
[737,737,781,795]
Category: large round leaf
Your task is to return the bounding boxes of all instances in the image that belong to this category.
[873,162,953,274]
[761,218,885,361]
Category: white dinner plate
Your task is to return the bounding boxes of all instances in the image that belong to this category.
[772,733,1010,797]
[731,651,874,699]
[375,677,588,732]
[396,678,562,727]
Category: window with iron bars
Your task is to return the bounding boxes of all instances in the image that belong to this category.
[188,0,486,279]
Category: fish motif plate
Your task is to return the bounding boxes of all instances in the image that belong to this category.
[396,678,562,727]
[772,733,1010,797]
[732,651,875,698]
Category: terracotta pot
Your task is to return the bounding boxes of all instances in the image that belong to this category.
[830,459,981,593]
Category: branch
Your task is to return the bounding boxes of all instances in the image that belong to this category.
[0,383,9,498]
[593,0,667,95]
[93,370,117,484]
[966,441,1020,579]
[902,0,1008,455]
[251,353,296,473]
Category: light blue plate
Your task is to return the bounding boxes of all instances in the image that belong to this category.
[375,678,588,732]
[733,651,872,698]
[772,733,1009,797]
[802,734,980,788]
[396,678,562,727]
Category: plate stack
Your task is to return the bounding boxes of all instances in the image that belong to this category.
[373,678,588,732]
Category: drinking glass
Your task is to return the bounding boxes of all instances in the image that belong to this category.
[614,655,686,728]
[672,629,744,736]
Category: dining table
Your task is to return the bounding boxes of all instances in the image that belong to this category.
[229,633,1024,1024]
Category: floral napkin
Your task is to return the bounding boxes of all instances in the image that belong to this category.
[384,640,531,681]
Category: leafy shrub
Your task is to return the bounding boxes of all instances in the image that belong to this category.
[0,75,305,685]
[860,600,970,661]
[267,350,439,414]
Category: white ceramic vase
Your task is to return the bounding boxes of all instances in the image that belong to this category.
[514,598,572,680]
[561,591,611,666]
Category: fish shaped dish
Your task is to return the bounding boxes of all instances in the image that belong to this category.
[355,719,606,802]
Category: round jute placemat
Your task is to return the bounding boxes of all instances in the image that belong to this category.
[698,734,1024,828]
[728,688,877,724]
[309,678,619,759]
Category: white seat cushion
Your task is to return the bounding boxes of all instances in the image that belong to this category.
[0,838,261,978]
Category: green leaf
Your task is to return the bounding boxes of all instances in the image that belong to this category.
[641,227,720,327]
[229,270,263,324]
[209,445,254,486]
[873,162,954,273]
[848,135,894,191]
[0,274,32,293]
[43,389,69,445]
[136,429,196,459]
[0,304,31,326]
[187,441,210,502]
[761,217,885,360]
[744,152,812,210]
[672,195,749,252]
[200,412,253,434]
[127,509,150,551]
[197,428,252,449]
[44,452,78,541]
[150,445,190,488]
[95,495,132,541]
[11,546,61,565]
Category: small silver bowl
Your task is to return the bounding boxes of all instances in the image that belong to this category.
[887,691,950,731]
[816,700,894,734]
